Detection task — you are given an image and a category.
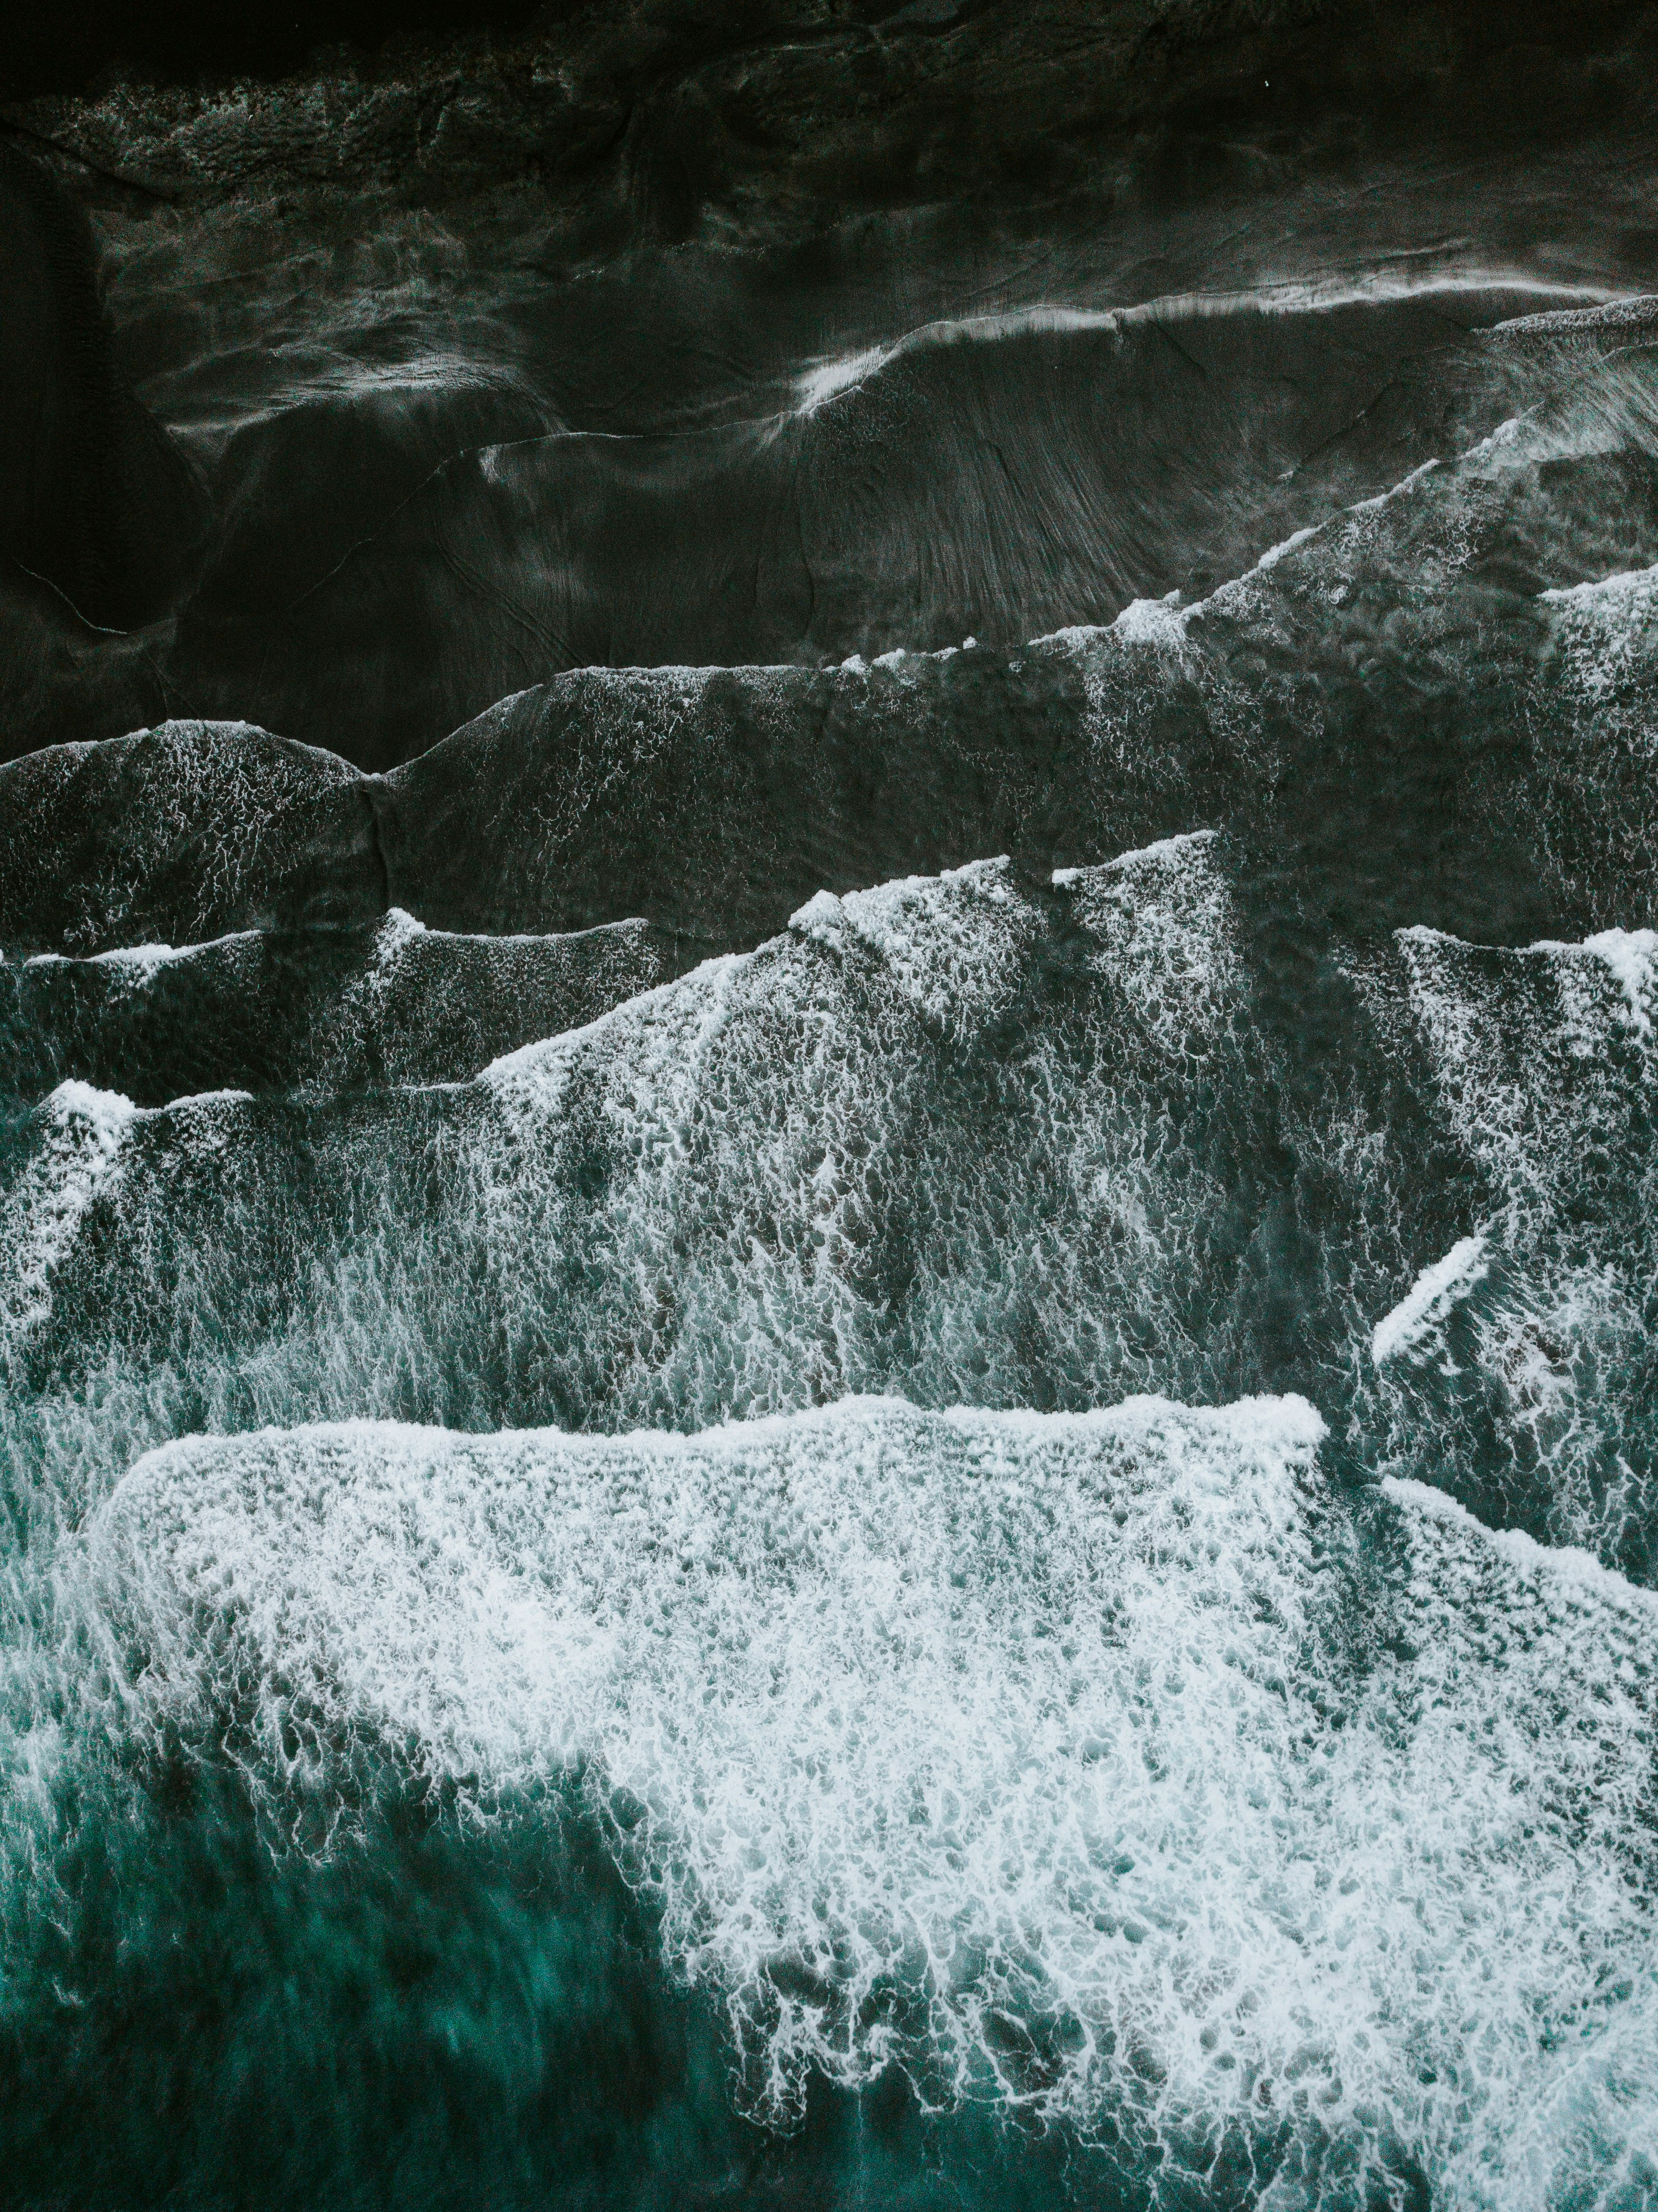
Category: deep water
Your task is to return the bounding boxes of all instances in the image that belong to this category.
[3,22,1658,2208]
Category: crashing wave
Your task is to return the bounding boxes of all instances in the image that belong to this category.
[2,119,1656,2207]
[60,1390,1655,2210]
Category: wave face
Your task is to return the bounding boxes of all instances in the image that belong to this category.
[3,83,1658,2212]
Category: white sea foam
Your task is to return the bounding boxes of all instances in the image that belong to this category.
[22,929,266,1000]
[369,905,428,964]
[1370,1233,1490,1365]
[84,1392,1658,2206]
[789,858,1036,1031]
[0,1083,136,1349]
[792,308,1128,412]
[1503,925,1658,1048]
[30,941,207,982]
[1028,620,1111,653]
[1495,293,1658,339]
[1345,456,1442,513]
[479,951,745,1094]
[1381,1473,1657,1615]
[1542,559,1658,610]
[1583,927,1658,1035]
[1527,563,1658,923]
[1033,595,1193,664]
[1107,593,1190,649]
[0,719,364,955]
[1249,522,1324,571]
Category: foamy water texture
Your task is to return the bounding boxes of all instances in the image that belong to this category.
[1,908,668,1103]
[0,835,1294,1490]
[1370,924,1658,1572]
[81,1396,1657,2209]
[3,259,1658,2212]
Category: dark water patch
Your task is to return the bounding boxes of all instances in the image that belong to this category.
[0,1763,741,2212]
[0,143,209,631]
[0,1749,1200,2212]
[158,286,1570,766]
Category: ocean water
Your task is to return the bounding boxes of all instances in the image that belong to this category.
[3,196,1658,2212]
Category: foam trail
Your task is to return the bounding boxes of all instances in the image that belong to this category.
[791,276,1606,413]
[1370,1233,1490,1365]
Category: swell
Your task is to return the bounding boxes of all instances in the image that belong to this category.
[0,141,209,633]
[1,911,676,1106]
[8,313,1658,964]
